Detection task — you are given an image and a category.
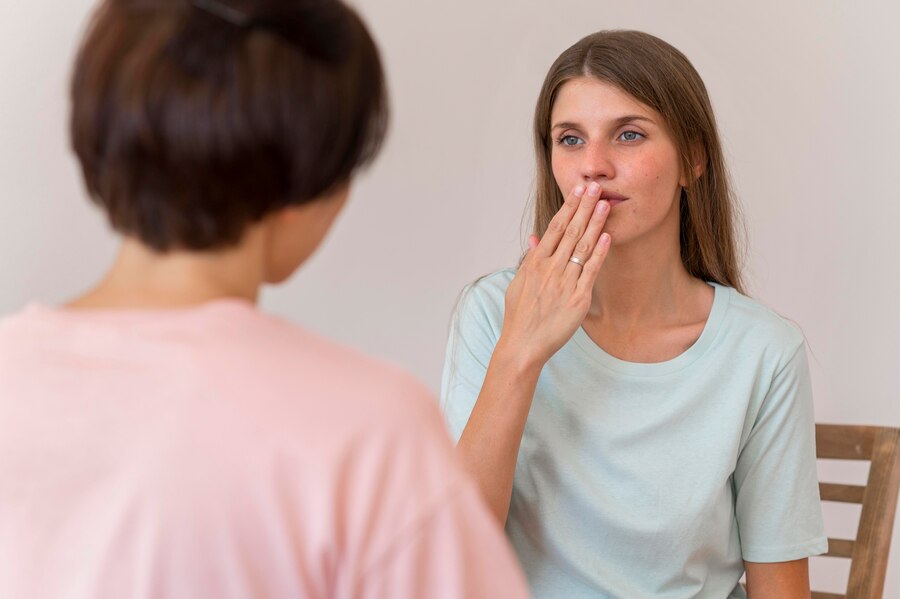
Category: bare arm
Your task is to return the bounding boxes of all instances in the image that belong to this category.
[456,342,541,524]
[455,181,611,524]
[744,559,811,599]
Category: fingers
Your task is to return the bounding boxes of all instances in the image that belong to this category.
[533,183,588,258]
[564,198,610,280]
[519,235,540,269]
[575,232,612,295]
[551,182,602,266]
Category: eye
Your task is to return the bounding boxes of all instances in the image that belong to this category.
[618,130,645,142]
[557,134,584,147]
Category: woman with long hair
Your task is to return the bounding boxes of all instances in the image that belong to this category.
[442,30,826,598]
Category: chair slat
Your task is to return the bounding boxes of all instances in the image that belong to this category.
[825,538,854,558]
[846,427,900,598]
[816,424,878,460]
[813,425,900,597]
[819,482,866,503]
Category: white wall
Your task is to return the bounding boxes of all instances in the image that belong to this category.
[2,0,898,593]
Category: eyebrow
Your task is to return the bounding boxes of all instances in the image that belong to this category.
[551,115,656,131]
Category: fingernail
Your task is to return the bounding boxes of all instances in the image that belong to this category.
[574,185,586,196]
[588,182,601,195]
[600,233,611,245]
[596,200,609,214]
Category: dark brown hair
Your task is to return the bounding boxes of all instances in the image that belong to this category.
[71,0,388,251]
[532,30,745,293]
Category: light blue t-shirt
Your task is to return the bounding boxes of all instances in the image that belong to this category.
[440,269,827,599]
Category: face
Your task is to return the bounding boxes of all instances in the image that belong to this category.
[550,77,690,248]
[263,183,350,284]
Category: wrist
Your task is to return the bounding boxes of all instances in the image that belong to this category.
[492,336,545,381]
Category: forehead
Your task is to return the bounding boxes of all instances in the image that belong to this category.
[551,77,658,125]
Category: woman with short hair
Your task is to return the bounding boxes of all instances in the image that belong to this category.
[0,1,529,597]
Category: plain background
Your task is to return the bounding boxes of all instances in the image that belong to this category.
[1,0,898,594]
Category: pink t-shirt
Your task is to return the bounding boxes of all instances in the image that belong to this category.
[0,300,529,599]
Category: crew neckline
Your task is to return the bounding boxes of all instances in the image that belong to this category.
[21,296,257,323]
[571,282,731,377]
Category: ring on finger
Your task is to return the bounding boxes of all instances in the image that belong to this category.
[569,256,586,267]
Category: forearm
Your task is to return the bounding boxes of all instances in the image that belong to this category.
[744,559,810,598]
[456,339,542,525]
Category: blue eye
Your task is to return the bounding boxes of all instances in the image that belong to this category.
[619,130,644,142]
[557,135,584,147]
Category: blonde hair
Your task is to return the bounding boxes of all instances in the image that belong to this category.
[532,30,745,293]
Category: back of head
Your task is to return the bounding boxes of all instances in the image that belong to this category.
[71,0,388,252]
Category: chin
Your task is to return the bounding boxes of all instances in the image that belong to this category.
[600,220,626,243]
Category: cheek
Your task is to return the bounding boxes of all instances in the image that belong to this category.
[551,151,579,192]
[266,239,302,283]
[265,221,313,283]
[628,152,681,196]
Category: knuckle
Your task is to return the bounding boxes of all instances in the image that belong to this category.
[549,219,565,234]
[564,224,581,239]
[575,240,590,255]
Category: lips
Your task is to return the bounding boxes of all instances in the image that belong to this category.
[599,190,628,207]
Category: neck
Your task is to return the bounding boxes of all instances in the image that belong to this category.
[68,229,267,310]
[590,236,702,330]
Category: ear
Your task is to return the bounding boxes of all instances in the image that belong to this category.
[679,141,706,187]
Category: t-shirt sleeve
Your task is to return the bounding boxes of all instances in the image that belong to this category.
[733,343,828,562]
[439,280,504,443]
[354,479,531,599]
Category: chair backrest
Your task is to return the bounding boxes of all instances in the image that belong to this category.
[812,424,900,599]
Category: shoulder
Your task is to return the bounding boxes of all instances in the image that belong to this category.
[716,284,806,368]
[453,268,515,328]
[446,268,516,347]
[194,309,463,513]
[467,267,516,294]
[197,314,476,575]
[224,308,439,424]
[202,309,460,472]
[0,304,53,340]
[460,268,514,304]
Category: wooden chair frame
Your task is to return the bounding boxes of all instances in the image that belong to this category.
[812,424,900,599]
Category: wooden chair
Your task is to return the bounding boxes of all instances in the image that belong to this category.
[813,424,900,599]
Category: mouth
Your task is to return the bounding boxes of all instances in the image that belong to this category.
[599,190,628,207]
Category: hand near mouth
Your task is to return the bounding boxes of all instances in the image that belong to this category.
[498,180,612,370]
[455,180,614,524]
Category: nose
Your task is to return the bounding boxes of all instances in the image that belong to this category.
[581,142,615,183]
